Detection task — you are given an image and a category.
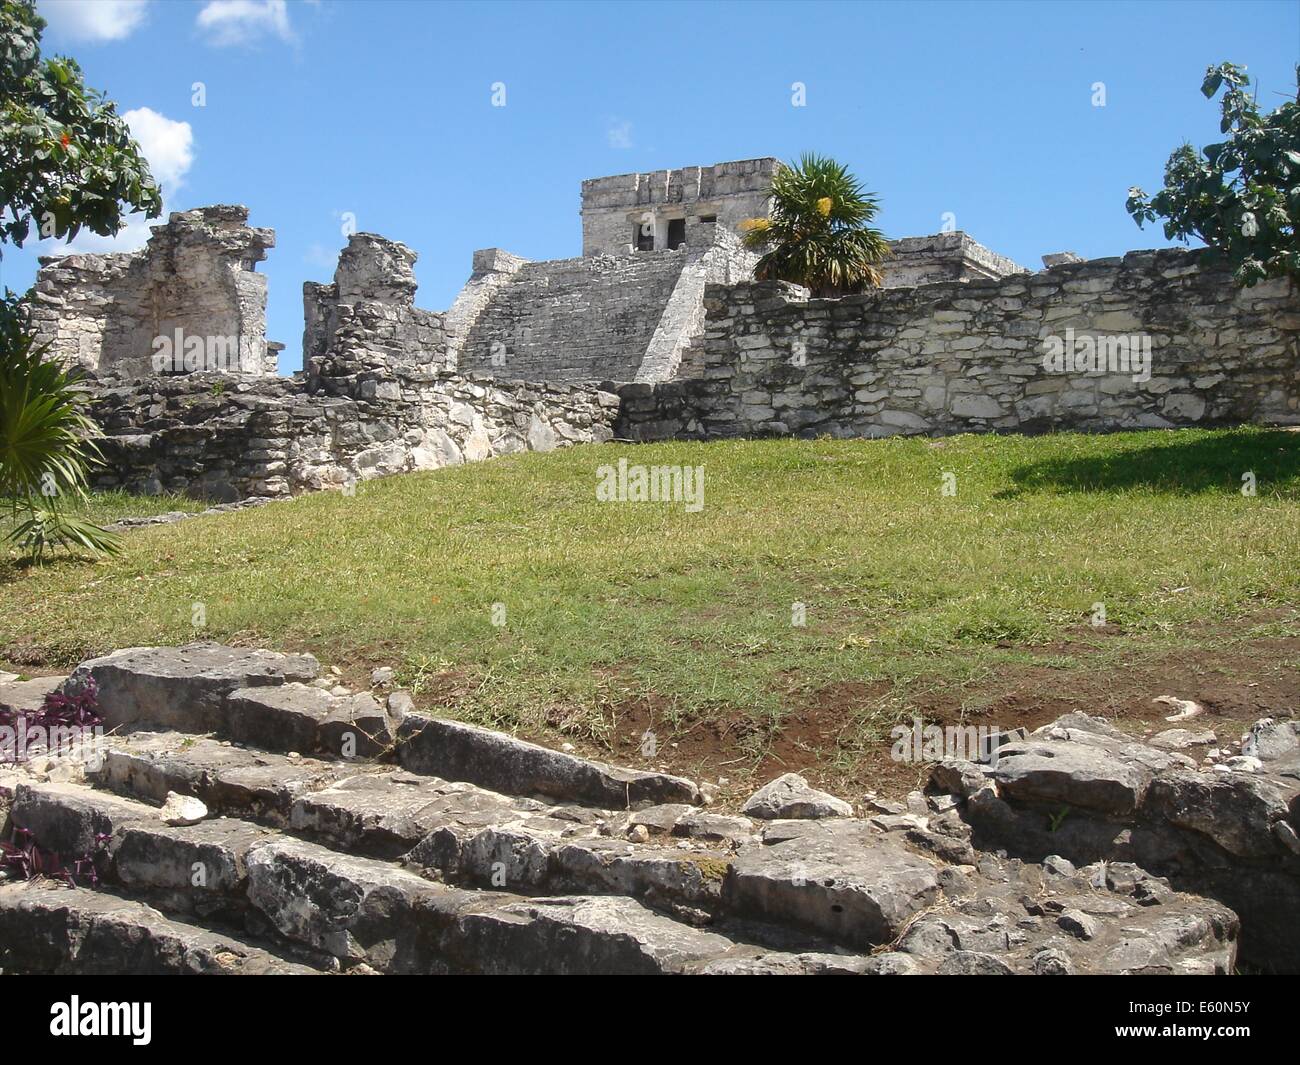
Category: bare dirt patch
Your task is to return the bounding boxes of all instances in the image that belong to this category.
[590,630,1300,806]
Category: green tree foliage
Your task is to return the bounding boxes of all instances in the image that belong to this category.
[0,0,162,247]
[740,153,890,297]
[0,0,160,559]
[1127,62,1300,286]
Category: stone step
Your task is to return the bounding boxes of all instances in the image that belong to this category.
[68,643,700,810]
[5,777,853,973]
[66,643,321,734]
[0,882,323,975]
[90,732,368,828]
[9,769,1242,974]
[88,733,744,920]
[397,713,701,807]
[5,643,1254,973]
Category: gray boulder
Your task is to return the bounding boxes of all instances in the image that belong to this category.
[742,773,853,819]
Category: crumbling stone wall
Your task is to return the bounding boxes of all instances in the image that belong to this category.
[617,248,1300,440]
[881,232,1027,288]
[303,231,446,384]
[86,369,618,501]
[70,220,618,503]
[30,206,277,378]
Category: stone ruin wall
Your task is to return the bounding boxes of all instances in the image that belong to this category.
[303,231,446,381]
[86,369,618,502]
[78,229,617,501]
[30,206,278,378]
[23,156,1300,505]
[882,232,1028,288]
[617,249,1300,441]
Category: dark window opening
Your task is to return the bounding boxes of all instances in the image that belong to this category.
[634,222,654,252]
[667,218,686,250]
[699,214,717,224]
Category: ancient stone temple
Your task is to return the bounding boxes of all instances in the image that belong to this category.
[579,157,780,256]
[23,156,1300,502]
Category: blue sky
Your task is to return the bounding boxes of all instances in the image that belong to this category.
[7,0,1299,372]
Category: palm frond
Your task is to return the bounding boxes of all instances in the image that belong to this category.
[5,508,121,564]
[0,293,118,562]
[745,154,891,296]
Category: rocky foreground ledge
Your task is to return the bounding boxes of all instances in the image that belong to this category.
[0,644,1292,975]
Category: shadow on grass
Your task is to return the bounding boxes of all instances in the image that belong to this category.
[1001,429,1300,497]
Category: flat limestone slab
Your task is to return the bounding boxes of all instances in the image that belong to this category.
[91,732,356,820]
[397,713,700,808]
[290,771,538,859]
[0,882,320,974]
[66,643,320,733]
[725,820,941,949]
[0,675,67,715]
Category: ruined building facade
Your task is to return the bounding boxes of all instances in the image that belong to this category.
[31,206,280,379]
[27,157,1300,502]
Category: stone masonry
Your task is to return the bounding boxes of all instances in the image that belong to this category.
[617,249,1300,440]
[580,157,778,256]
[62,226,619,501]
[85,370,618,501]
[303,231,445,379]
[23,157,1300,504]
[3,643,1279,974]
[31,206,278,378]
[455,221,759,383]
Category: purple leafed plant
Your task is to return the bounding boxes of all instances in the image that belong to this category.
[33,675,104,729]
[0,827,108,888]
[0,676,104,764]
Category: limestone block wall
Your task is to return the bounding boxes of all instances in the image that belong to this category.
[86,369,619,501]
[30,206,277,378]
[303,231,446,384]
[616,249,1300,441]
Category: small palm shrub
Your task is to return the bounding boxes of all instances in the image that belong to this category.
[0,293,119,562]
[741,153,891,297]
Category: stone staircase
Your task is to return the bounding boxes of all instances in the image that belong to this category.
[0,644,1243,975]
[457,253,687,382]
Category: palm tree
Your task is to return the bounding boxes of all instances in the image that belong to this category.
[0,295,119,562]
[740,153,890,297]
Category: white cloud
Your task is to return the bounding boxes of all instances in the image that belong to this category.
[38,0,149,42]
[43,108,193,255]
[196,0,294,47]
[122,107,194,191]
[607,120,633,150]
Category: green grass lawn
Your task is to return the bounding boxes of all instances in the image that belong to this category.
[3,427,1299,791]
[2,489,209,529]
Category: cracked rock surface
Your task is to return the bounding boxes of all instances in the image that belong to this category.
[0,645,1269,975]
